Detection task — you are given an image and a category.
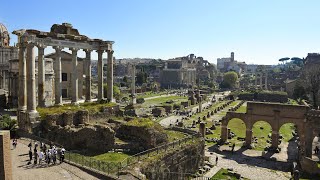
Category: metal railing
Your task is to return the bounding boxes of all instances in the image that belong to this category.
[21,130,200,177]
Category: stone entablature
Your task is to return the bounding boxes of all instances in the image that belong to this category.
[13,23,115,133]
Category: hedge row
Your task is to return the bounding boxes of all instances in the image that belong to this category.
[237,91,288,103]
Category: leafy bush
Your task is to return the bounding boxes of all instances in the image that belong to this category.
[173,103,181,110]
[236,90,288,103]
[0,114,17,133]
[136,97,145,104]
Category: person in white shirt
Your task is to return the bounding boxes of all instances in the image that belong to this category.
[38,151,44,164]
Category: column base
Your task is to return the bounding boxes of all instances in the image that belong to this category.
[109,98,116,103]
[54,103,64,106]
[71,101,80,106]
[28,110,39,118]
[18,106,27,112]
[38,101,46,108]
[85,99,93,103]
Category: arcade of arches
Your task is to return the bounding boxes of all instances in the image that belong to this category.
[221,102,320,159]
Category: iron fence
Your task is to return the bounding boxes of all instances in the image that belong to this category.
[21,130,200,177]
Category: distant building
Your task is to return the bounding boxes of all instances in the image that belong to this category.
[217,52,246,74]
[45,51,85,99]
[0,23,18,90]
[160,59,196,88]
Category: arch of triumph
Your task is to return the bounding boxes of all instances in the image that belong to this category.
[221,102,320,159]
[12,23,114,131]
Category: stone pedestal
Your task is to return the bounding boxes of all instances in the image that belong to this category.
[0,131,12,180]
[271,131,279,149]
[245,129,252,147]
[221,125,228,142]
[199,122,206,137]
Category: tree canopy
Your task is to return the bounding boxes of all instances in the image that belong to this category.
[221,71,238,89]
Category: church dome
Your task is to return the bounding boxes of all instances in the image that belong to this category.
[0,23,8,34]
[0,23,10,47]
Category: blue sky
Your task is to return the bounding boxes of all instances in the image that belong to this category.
[1,0,320,64]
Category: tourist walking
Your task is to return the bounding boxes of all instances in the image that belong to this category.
[52,149,57,164]
[315,146,319,154]
[60,148,65,163]
[28,150,33,161]
[38,151,44,164]
[34,150,38,165]
[216,156,218,165]
[46,150,51,165]
[12,139,17,149]
[231,143,235,154]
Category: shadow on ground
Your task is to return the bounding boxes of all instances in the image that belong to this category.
[208,144,291,172]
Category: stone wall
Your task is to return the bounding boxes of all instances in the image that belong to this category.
[0,130,12,180]
[300,156,320,175]
[41,124,115,153]
[116,124,168,151]
[43,110,89,127]
[140,139,205,180]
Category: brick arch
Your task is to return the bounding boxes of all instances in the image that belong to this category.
[221,102,309,150]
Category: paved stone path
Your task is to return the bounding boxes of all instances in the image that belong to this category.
[11,139,99,180]
[159,93,225,127]
[205,151,291,180]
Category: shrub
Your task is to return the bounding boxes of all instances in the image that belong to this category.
[136,97,145,104]
[173,103,181,110]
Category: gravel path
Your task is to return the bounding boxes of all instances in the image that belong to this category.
[11,139,99,180]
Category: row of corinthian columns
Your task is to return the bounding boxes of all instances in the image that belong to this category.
[18,42,114,116]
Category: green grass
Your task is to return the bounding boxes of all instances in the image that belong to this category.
[279,123,295,142]
[136,91,167,99]
[252,121,272,151]
[93,152,130,162]
[236,105,247,113]
[37,102,117,119]
[126,118,163,131]
[164,130,187,142]
[142,96,188,108]
[211,168,249,180]
[288,98,299,105]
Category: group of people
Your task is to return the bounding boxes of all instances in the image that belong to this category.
[12,139,18,149]
[27,141,66,166]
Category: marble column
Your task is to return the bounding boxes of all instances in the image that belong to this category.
[54,46,63,105]
[18,43,27,111]
[84,50,92,102]
[8,72,11,97]
[131,64,136,105]
[26,43,37,115]
[37,45,46,107]
[259,73,263,89]
[97,50,104,101]
[265,72,268,90]
[70,48,79,104]
[2,70,6,89]
[254,73,257,88]
[107,50,114,102]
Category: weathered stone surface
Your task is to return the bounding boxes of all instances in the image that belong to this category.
[0,131,12,180]
[140,139,205,180]
[152,107,165,117]
[116,124,168,150]
[42,124,115,153]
